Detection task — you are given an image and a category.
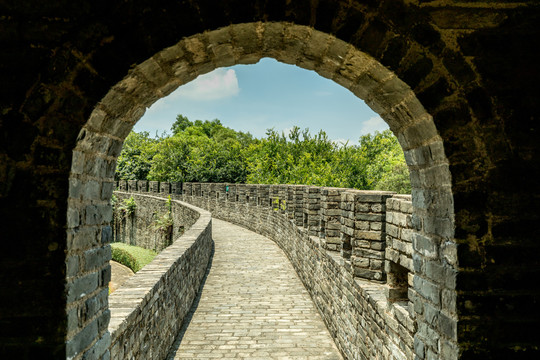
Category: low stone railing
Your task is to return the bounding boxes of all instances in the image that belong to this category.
[117,180,416,360]
[113,192,200,252]
[108,193,212,360]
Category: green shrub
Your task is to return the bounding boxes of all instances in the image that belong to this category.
[111,242,157,273]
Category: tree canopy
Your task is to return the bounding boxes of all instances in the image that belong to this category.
[115,115,411,194]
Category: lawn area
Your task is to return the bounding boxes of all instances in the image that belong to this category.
[111,242,158,273]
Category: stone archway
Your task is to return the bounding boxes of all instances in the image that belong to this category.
[68,22,455,359]
[2,1,539,359]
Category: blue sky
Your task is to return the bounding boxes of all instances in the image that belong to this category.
[134,58,388,145]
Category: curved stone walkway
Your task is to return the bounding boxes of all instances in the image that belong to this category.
[109,260,134,294]
[167,218,342,360]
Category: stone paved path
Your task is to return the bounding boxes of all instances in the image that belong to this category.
[109,260,134,294]
[167,218,342,360]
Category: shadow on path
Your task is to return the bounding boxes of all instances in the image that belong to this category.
[166,242,215,359]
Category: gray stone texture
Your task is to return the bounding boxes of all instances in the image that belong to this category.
[2,5,537,358]
[169,219,342,359]
[135,184,423,360]
[113,192,199,252]
[108,194,213,360]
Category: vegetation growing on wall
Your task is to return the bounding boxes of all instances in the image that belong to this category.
[152,196,174,247]
[116,115,411,193]
[112,196,137,218]
[111,196,137,243]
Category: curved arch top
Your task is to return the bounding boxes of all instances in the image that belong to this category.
[70,21,456,360]
[2,1,538,358]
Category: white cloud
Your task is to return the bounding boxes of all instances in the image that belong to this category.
[172,69,240,101]
[359,116,388,136]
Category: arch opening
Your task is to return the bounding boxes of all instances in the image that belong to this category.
[67,22,455,360]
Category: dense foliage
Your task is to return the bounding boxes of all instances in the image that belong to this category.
[115,115,411,194]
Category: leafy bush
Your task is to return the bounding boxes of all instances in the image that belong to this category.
[111,242,157,273]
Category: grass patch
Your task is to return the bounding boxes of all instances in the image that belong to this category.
[111,242,158,273]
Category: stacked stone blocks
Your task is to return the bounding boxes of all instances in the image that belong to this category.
[319,187,344,251]
[257,184,270,207]
[159,181,170,194]
[137,180,148,192]
[303,186,321,236]
[121,182,417,360]
[118,182,446,360]
[118,180,128,191]
[170,181,182,195]
[113,192,200,252]
[292,185,304,226]
[285,185,296,220]
[226,183,236,203]
[385,195,414,303]
[270,184,280,211]
[350,191,394,282]
[128,180,137,192]
[108,193,212,360]
[149,180,159,193]
[182,182,192,197]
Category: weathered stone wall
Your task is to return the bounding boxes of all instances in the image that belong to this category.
[2,2,539,359]
[125,182,418,359]
[385,195,414,304]
[113,191,199,252]
[107,193,212,360]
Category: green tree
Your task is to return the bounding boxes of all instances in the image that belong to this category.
[115,131,158,180]
[116,115,410,194]
[171,114,192,135]
[148,117,251,183]
[358,130,410,193]
[147,133,196,181]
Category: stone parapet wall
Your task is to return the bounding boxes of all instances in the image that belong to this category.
[320,187,345,251]
[108,193,212,360]
[385,195,414,311]
[385,195,414,271]
[113,192,200,252]
[119,181,420,359]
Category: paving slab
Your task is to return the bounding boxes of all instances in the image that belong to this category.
[167,218,342,360]
[109,260,134,294]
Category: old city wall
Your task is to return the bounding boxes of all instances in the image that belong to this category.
[120,181,420,359]
[114,189,199,252]
[107,193,213,360]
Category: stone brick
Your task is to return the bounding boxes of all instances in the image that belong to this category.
[67,272,99,303]
[425,260,444,282]
[84,246,110,271]
[355,220,370,230]
[84,205,101,226]
[67,208,80,228]
[101,182,114,200]
[413,275,440,306]
[414,336,425,359]
[66,255,80,278]
[66,320,98,359]
[101,226,112,244]
[387,223,400,238]
[354,230,383,240]
[438,311,457,339]
[414,233,438,259]
[370,221,382,231]
[68,227,99,252]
